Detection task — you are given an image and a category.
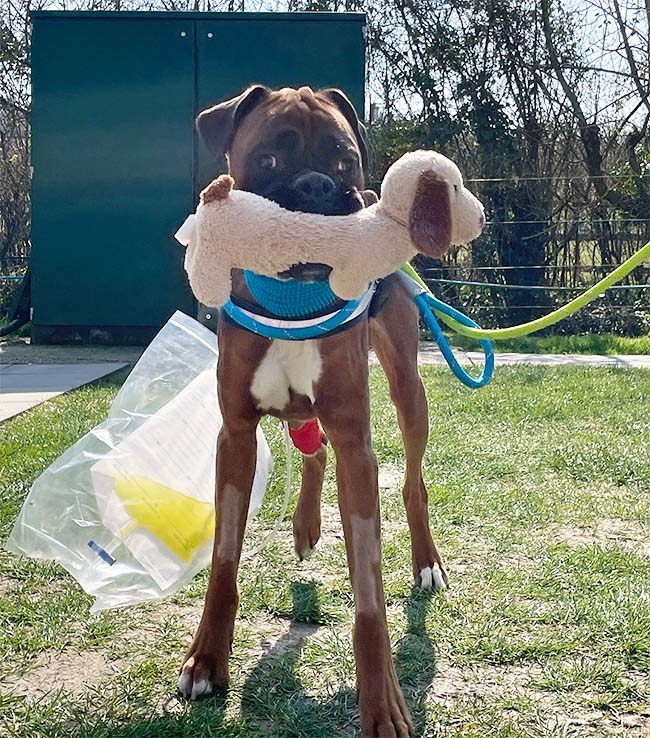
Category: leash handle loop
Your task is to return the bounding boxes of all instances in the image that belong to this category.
[414,292,495,389]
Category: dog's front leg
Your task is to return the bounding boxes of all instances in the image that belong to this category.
[178,418,258,700]
[324,415,413,738]
[319,333,413,737]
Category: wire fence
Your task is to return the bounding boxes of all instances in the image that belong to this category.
[2,173,650,336]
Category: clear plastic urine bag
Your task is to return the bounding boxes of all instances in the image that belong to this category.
[6,311,271,612]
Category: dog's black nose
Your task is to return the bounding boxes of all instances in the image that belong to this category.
[292,172,336,210]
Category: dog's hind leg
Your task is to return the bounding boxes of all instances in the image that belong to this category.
[370,275,448,591]
[292,440,327,560]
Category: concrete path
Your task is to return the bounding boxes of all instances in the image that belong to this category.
[0,363,126,422]
[0,338,144,365]
[409,345,650,369]
[2,337,649,369]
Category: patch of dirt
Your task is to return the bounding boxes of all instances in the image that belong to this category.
[549,708,650,736]
[0,577,12,595]
[430,660,650,735]
[312,503,345,550]
[551,518,650,556]
[378,464,403,490]
[151,601,204,625]
[429,660,549,705]
[1,649,124,699]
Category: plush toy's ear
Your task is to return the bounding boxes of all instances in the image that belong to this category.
[408,170,452,258]
[318,88,370,178]
[197,85,270,157]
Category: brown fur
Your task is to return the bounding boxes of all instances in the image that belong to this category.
[180,88,449,738]
[200,174,234,203]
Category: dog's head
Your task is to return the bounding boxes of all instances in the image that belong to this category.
[197,85,370,218]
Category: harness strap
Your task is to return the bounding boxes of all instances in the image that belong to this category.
[223,284,376,340]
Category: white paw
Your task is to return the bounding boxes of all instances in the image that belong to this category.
[419,566,433,590]
[177,670,192,698]
[177,671,213,700]
[419,563,447,591]
[191,678,213,700]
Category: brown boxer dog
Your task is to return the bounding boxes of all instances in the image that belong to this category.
[178,85,450,738]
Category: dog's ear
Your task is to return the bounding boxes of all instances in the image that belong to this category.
[360,189,378,206]
[197,85,270,157]
[408,170,452,258]
[318,88,370,177]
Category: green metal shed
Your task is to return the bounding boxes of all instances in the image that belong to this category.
[30,11,366,344]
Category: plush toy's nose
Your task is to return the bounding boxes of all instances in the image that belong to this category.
[291,172,336,211]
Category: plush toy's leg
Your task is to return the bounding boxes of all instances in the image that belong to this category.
[370,274,449,591]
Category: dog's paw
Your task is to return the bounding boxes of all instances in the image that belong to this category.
[178,635,230,701]
[293,518,320,560]
[359,668,413,738]
[418,562,448,591]
[177,660,214,700]
[292,502,321,562]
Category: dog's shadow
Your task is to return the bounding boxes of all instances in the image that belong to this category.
[237,581,438,737]
[239,581,357,736]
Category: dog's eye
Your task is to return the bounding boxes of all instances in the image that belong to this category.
[258,154,277,170]
[337,159,353,173]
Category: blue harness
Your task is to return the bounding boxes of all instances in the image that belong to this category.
[223,271,375,340]
[222,269,495,389]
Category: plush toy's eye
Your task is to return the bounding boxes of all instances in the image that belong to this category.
[453,184,459,193]
[258,154,277,170]
[337,158,354,173]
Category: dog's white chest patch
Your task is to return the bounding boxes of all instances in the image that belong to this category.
[251,340,322,411]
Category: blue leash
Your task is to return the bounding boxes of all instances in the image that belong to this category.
[415,293,494,389]
[396,270,495,389]
[224,270,495,389]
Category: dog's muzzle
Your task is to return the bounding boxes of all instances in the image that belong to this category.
[265,171,364,217]
[269,171,365,281]
[291,172,338,213]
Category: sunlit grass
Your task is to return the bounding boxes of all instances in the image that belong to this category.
[1,365,649,736]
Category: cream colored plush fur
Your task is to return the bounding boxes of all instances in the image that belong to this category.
[175,150,484,307]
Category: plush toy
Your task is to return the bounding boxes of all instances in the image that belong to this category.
[175,150,485,306]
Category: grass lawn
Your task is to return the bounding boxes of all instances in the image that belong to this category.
[1,365,649,737]
[445,332,650,356]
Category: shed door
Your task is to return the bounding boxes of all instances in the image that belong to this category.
[31,18,195,327]
[196,18,366,194]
